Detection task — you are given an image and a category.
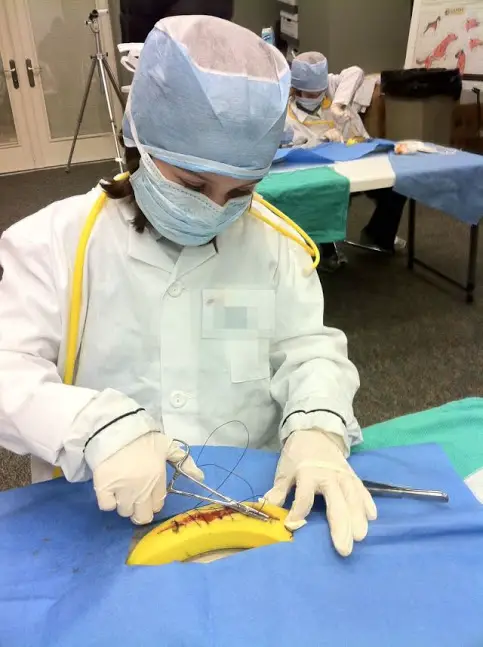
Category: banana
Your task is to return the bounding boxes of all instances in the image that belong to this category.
[127,501,292,566]
[346,136,367,146]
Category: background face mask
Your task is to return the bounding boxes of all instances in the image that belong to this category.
[296,92,325,112]
[131,157,253,246]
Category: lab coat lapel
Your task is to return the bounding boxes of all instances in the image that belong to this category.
[291,99,328,123]
[290,100,311,124]
[174,243,217,279]
[127,226,175,272]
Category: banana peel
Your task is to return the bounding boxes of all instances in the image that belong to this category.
[127,502,292,566]
[346,136,368,146]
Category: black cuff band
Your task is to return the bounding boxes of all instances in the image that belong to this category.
[281,408,347,430]
[83,407,146,452]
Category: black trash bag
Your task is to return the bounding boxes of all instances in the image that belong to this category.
[381,68,462,100]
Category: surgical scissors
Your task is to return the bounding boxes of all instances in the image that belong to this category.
[363,480,449,502]
[167,441,270,522]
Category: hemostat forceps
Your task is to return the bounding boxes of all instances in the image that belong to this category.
[363,480,449,502]
[167,441,270,521]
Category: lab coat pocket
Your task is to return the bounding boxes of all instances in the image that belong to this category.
[228,339,271,383]
[202,289,275,384]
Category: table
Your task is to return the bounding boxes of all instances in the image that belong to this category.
[269,152,483,303]
[2,400,483,646]
[269,152,396,191]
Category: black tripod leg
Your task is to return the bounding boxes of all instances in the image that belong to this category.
[102,57,126,108]
[466,223,479,304]
[65,57,97,173]
[407,199,416,270]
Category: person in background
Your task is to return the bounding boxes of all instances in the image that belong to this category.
[286,52,407,271]
[0,17,376,558]
[120,0,234,42]
[288,52,368,146]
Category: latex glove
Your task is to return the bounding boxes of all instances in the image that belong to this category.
[263,429,377,557]
[92,432,204,525]
[323,128,344,143]
[331,103,351,122]
[294,134,310,147]
[280,126,295,147]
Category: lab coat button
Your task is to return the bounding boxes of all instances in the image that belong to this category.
[168,282,183,298]
[170,391,187,408]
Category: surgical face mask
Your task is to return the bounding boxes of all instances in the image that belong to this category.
[296,92,325,113]
[131,156,253,246]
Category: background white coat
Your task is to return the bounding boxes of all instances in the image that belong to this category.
[287,66,370,146]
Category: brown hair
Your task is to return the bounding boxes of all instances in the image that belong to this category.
[100,147,148,233]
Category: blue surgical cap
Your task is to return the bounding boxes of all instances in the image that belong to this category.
[291,52,329,93]
[123,16,291,180]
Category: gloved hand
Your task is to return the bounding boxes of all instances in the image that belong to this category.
[92,432,204,525]
[331,103,351,122]
[280,126,295,147]
[294,134,310,147]
[323,128,344,143]
[263,429,377,557]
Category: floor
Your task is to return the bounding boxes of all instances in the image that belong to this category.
[1,161,483,490]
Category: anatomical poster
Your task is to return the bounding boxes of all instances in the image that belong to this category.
[405,0,483,76]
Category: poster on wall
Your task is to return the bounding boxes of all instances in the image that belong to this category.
[405,0,483,80]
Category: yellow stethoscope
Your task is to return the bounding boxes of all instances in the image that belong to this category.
[63,174,319,386]
[51,175,318,479]
[288,100,366,145]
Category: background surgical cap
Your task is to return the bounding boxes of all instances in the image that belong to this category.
[123,16,291,180]
[291,52,329,93]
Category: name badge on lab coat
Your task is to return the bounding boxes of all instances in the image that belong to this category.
[202,290,275,383]
[201,290,275,340]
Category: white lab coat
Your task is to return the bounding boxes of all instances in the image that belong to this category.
[287,66,369,147]
[327,66,365,107]
[0,189,361,482]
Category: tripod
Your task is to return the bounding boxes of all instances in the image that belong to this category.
[66,9,125,173]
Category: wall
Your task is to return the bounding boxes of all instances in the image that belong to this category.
[109,0,279,80]
[298,1,330,59]
[329,0,411,72]
[109,0,279,45]
[109,0,412,75]
[233,0,278,35]
[299,0,412,73]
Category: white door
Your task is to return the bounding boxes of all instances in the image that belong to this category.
[0,0,122,174]
[0,1,36,173]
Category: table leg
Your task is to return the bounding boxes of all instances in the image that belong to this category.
[466,224,479,304]
[407,199,416,270]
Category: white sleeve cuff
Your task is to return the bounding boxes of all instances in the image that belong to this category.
[11,381,98,466]
[279,405,362,456]
[61,388,161,479]
[84,409,160,471]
